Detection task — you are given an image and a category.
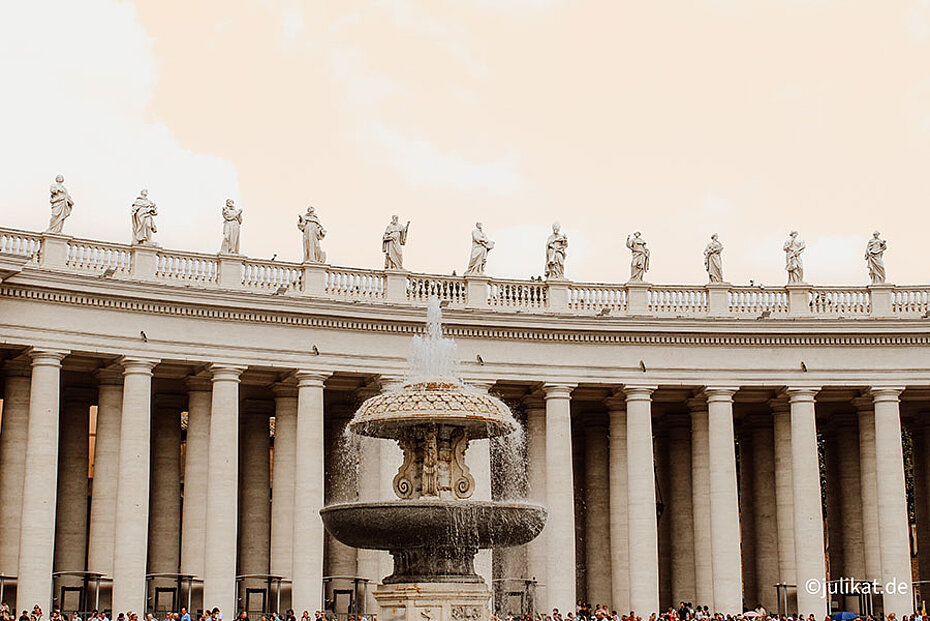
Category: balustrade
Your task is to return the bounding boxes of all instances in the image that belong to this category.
[4,226,930,320]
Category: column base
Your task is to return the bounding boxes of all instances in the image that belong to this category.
[374,582,490,621]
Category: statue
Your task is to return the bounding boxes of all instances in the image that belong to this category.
[465,222,494,275]
[383,215,410,270]
[47,175,73,234]
[131,189,157,245]
[704,233,724,283]
[544,222,568,280]
[219,199,242,254]
[783,230,805,284]
[626,231,650,282]
[298,206,327,263]
[865,231,887,284]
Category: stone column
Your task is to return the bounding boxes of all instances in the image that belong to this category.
[239,400,272,577]
[87,369,123,595]
[16,349,67,613]
[833,417,864,585]
[543,383,577,615]
[871,387,914,617]
[855,396,882,584]
[203,365,245,617]
[356,435,382,614]
[112,357,159,615]
[750,418,780,613]
[271,384,297,606]
[524,394,548,612]
[583,415,612,608]
[54,387,93,589]
[739,427,757,608]
[292,371,329,614]
[689,397,713,611]
[606,394,630,614]
[705,388,742,614]
[667,418,695,606]
[787,388,826,618]
[149,394,184,575]
[625,385,659,616]
[467,382,495,592]
[0,361,30,578]
[180,380,212,584]
[771,396,796,613]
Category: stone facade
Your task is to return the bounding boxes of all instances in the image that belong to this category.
[0,227,929,619]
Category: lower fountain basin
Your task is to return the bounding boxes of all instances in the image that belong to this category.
[320,500,547,583]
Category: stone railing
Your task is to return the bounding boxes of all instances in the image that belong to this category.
[0,226,925,319]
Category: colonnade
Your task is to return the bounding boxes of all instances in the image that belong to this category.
[0,352,922,619]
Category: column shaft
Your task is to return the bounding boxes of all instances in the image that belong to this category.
[771,399,797,608]
[0,364,30,577]
[544,384,577,615]
[607,399,630,614]
[88,374,123,587]
[180,384,211,581]
[239,402,271,576]
[667,422,695,606]
[112,358,158,614]
[54,389,92,586]
[203,366,244,616]
[788,388,826,618]
[858,403,882,582]
[872,388,914,617]
[706,388,742,614]
[751,422,780,613]
[271,386,297,601]
[292,372,328,613]
[149,396,183,574]
[583,420,611,607]
[525,397,548,612]
[16,350,65,613]
[626,386,659,615]
[690,401,714,610]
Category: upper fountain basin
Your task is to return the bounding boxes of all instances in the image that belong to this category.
[349,380,517,440]
[320,499,547,551]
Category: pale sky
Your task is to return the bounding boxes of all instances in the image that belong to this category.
[2,1,930,286]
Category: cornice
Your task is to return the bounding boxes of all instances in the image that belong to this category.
[5,275,930,348]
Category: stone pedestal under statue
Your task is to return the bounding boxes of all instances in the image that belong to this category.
[374,582,490,621]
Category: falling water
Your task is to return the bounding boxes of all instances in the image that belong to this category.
[407,296,459,383]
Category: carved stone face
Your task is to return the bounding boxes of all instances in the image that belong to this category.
[552,222,560,233]
[226,199,234,207]
[55,175,64,183]
[140,189,148,197]
[391,215,399,224]
[476,222,482,230]
[790,230,798,238]
[874,231,881,238]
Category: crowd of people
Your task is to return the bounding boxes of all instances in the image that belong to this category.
[3,600,927,621]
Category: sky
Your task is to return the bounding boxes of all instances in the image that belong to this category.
[2,0,930,286]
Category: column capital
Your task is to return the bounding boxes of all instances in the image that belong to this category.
[604,389,627,412]
[768,394,790,414]
[702,386,739,402]
[623,384,657,400]
[784,386,821,403]
[96,365,125,386]
[120,356,159,375]
[523,392,546,411]
[687,394,708,412]
[185,375,214,392]
[210,364,246,382]
[543,383,576,399]
[28,347,68,366]
[869,386,906,404]
[852,394,874,413]
[296,369,330,388]
[464,379,496,394]
[377,374,405,392]
[272,382,299,398]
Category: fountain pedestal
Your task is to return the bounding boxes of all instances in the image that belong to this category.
[374,582,490,621]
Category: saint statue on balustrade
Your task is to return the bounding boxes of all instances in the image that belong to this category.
[131,189,157,245]
[465,222,494,276]
[865,231,886,284]
[220,199,242,254]
[47,174,73,234]
[383,215,410,270]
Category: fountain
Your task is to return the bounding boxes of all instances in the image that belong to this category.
[320,297,547,621]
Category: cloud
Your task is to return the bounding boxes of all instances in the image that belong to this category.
[366,122,525,196]
[0,0,239,251]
